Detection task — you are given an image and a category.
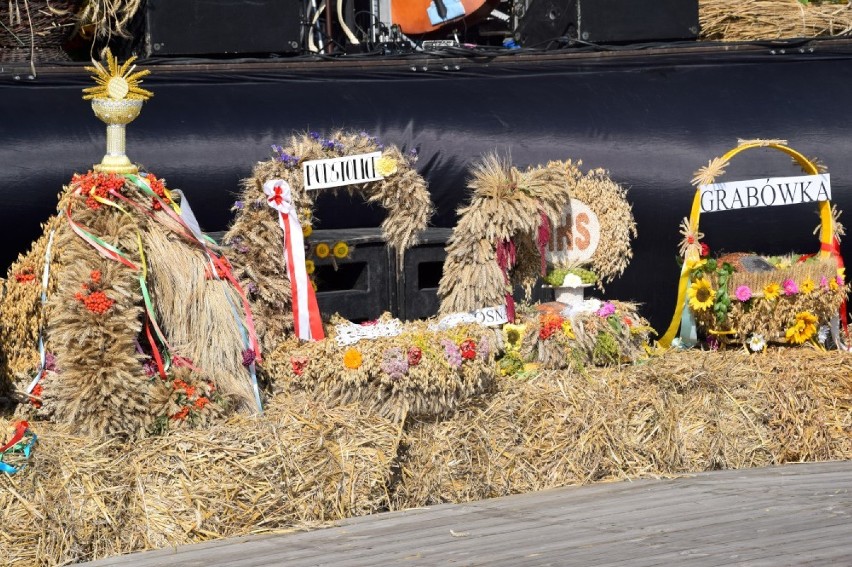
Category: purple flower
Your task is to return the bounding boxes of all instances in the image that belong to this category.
[322,139,336,151]
[309,131,320,140]
[143,359,157,377]
[246,282,258,294]
[440,339,463,369]
[596,302,616,317]
[478,336,491,360]
[359,131,369,138]
[44,352,57,372]
[706,336,719,351]
[820,276,830,289]
[783,279,799,296]
[735,285,752,302]
[233,200,244,210]
[241,348,257,367]
[380,347,409,380]
[409,148,418,157]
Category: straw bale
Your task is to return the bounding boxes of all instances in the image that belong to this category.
[267,319,497,422]
[0,392,399,566]
[699,0,852,41]
[392,349,852,508]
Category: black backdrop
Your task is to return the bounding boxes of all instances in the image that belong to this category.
[3,40,852,330]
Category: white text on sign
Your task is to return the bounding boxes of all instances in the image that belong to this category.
[303,151,383,191]
[699,174,831,213]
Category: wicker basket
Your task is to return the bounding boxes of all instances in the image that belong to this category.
[0,0,80,62]
[663,141,847,347]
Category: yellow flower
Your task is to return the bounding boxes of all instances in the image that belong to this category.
[800,278,815,295]
[685,257,707,273]
[343,348,362,369]
[503,323,526,351]
[333,241,350,259]
[763,282,781,301]
[315,242,330,259]
[785,311,818,345]
[687,278,715,311]
[302,224,313,238]
[830,277,840,291]
[561,320,575,339]
[376,156,398,177]
[305,259,315,275]
[838,267,846,281]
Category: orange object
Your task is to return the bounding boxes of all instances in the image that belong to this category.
[391,0,499,35]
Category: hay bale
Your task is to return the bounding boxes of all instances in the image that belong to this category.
[699,0,852,41]
[0,393,400,566]
[393,349,852,508]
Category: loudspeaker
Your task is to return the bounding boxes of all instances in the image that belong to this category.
[515,0,699,47]
[145,0,303,57]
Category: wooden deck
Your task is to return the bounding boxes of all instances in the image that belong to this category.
[85,461,852,566]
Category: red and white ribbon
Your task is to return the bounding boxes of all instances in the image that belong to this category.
[264,180,324,341]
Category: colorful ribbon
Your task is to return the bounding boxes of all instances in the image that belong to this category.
[263,179,324,341]
[0,421,36,475]
[24,229,55,395]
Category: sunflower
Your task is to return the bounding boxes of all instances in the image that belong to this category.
[561,320,575,340]
[343,348,362,369]
[685,257,707,274]
[785,311,818,345]
[502,323,526,351]
[302,224,313,238]
[800,278,815,295]
[333,241,350,259]
[687,278,715,311]
[82,49,153,101]
[305,260,315,275]
[314,242,330,259]
[763,282,781,301]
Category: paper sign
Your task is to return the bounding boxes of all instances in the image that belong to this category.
[546,199,600,266]
[334,318,403,346]
[303,151,383,191]
[699,174,831,213]
[429,305,507,331]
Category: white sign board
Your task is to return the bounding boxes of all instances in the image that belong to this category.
[699,174,831,213]
[303,151,383,191]
[428,305,508,331]
[546,199,601,266]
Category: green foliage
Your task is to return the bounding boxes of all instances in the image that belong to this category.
[592,331,620,366]
[544,266,598,287]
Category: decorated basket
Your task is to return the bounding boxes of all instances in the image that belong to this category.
[662,140,847,349]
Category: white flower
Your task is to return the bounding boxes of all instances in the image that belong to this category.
[748,334,766,352]
[671,337,684,349]
[561,273,584,287]
[817,325,830,345]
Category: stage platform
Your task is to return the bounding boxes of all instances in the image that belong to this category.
[83,460,852,566]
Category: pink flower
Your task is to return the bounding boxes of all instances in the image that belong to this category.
[734,285,752,302]
[596,302,616,317]
[837,275,845,286]
[820,276,830,289]
[782,279,799,296]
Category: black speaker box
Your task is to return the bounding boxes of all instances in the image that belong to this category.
[515,0,699,47]
[145,0,303,57]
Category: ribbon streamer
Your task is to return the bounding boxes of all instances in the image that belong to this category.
[264,180,324,341]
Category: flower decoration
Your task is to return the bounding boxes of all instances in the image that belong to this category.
[785,311,818,344]
[241,348,257,367]
[688,278,715,311]
[145,173,170,210]
[562,320,575,339]
[14,268,36,284]
[380,348,409,379]
[800,278,815,295]
[820,276,830,289]
[596,302,616,318]
[290,356,308,376]
[700,242,710,258]
[748,334,766,352]
[817,325,830,345]
[302,224,313,238]
[734,285,752,302]
[459,339,477,360]
[407,346,422,366]
[830,277,840,291]
[706,336,720,351]
[315,242,331,259]
[503,324,526,351]
[678,218,705,260]
[305,260,315,275]
[539,313,565,340]
[343,348,363,369]
[691,157,729,188]
[782,279,799,296]
[763,282,781,301]
[686,258,707,273]
[440,339,463,369]
[333,241,350,259]
[29,383,43,408]
[376,156,399,177]
[83,51,153,101]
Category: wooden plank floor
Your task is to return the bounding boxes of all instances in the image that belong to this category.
[84,461,852,567]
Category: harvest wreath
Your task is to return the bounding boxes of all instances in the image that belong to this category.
[224,130,433,352]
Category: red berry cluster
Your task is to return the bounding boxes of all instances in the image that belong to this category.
[14,268,36,283]
[72,171,125,209]
[146,174,169,210]
[407,346,422,366]
[170,378,213,420]
[29,383,43,408]
[74,270,114,314]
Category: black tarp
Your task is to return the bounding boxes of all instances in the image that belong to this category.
[3,39,852,329]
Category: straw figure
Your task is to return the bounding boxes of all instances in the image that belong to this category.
[0,52,260,438]
[223,130,433,353]
[437,154,571,318]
